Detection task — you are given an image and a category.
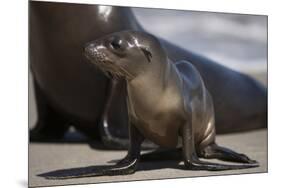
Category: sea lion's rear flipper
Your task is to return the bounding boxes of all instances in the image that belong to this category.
[182,121,259,171]
[184,156,259,171]
[199,143,257,164]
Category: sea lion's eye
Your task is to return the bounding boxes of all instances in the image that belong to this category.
[110,38,122,50]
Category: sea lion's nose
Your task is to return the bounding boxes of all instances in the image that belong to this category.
[84,42,95,54]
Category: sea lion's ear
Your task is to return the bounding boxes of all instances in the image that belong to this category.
[140,47,152,62]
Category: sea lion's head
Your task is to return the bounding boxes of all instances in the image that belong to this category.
[84,30,164,81]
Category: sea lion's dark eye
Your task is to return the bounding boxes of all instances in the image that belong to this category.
[110,38,122,50]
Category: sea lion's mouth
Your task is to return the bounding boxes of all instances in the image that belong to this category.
[84,47,133,80]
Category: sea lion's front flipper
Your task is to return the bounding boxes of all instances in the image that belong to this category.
[39,123,144,179]
[182,121,259,171]
[199,143,258,164]
[38,160,139,179]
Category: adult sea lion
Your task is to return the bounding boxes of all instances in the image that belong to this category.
[30,1,267,148]
[41,30,258,179]
[29,2,135,146]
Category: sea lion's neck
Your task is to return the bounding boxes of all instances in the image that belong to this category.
[127,56,181,118]
[129,54,171,91]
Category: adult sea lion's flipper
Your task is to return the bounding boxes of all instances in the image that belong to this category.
[98,78,156,149]
[98,78,130,149]
[30,79,70,142]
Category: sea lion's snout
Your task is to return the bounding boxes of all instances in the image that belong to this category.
[84,42,96,56]
[83,41,117,78]
[84,42,107,64]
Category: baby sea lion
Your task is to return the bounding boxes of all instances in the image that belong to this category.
[52,30,256,178]
[40,30,259,179]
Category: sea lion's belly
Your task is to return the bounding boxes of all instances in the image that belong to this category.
[131,112,183,148]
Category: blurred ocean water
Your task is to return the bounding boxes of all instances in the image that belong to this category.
[133,8,267,74]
